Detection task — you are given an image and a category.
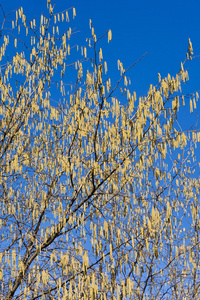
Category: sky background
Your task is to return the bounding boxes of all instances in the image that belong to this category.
[1,0,200,133]
[0,1,199,295]
[2,0,200,130]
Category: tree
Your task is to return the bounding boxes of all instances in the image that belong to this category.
[0,1,200,299]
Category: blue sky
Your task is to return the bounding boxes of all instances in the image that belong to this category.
[3,0,200,131]
[0,1,200,296]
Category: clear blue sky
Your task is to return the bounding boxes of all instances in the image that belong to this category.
[2,0,200,130]
[1,2,199,296]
